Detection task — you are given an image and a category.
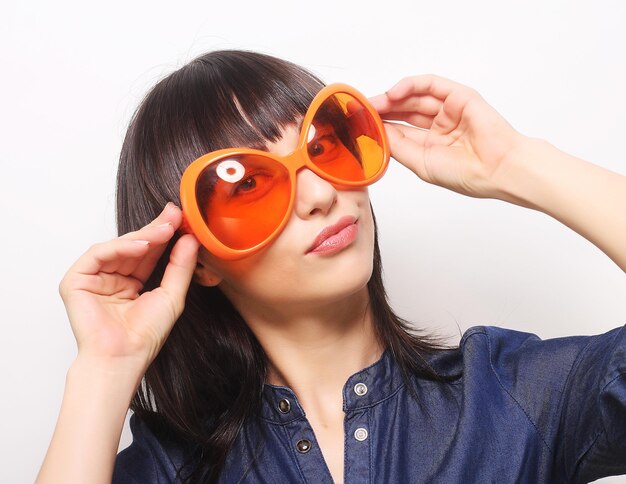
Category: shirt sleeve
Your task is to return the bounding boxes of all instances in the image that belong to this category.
[556,324,626,482]
[112,413,190,484]
[472,324,626,483]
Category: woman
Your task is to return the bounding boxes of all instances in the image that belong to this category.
[37,50,626,483]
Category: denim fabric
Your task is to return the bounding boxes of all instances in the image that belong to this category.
[113,325,626,483]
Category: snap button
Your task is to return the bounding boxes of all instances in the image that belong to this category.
[354,427,368,441]
[354,382,368,396]
[278,398,291,413]
[296,439,312,453]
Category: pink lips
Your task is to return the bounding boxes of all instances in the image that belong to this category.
[307,215,358,255]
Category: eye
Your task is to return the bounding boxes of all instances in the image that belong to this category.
[235,176,256,193]
[308,134,339,159]
[229,171,274,200]
[309,142,325,156]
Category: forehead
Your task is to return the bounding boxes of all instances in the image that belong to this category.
[263,119,303,156]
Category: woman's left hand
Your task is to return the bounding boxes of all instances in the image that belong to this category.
[369,74,527,201]
[370,74,626,274]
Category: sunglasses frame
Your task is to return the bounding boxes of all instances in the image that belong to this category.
[179,82,390,260]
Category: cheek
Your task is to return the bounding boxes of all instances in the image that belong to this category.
[197,246,260,284]
[210,189,376,291]
[206,241,297,292]
[225,254,303,304]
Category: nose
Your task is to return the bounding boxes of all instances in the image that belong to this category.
[293,167,338,219]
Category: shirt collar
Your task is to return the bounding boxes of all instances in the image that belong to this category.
[258,348,404,425]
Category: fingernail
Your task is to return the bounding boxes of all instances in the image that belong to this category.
[133,240,150,245]
[157,222,172,229]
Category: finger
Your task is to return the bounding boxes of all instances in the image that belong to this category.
[437,90,474,132]
[346,98,362,115]
[380,112,435,130]
[119,203,184,282]
[383,123,431,181]
[368,92,394,113]
[119,234,200,350]
[372,94,443,117]
[386,122,429,146]
[91,222,177,278]
[70,204,182,285]
[69,272,144,299]
[157,234,201,317]
[119,202,180,240]
[121,222,177,282]
[68,238,153,278]
[385,74,470,102]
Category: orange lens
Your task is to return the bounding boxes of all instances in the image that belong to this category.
[307,93,385,182]
[195,154,291,250]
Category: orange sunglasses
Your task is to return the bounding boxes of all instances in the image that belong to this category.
[179,83,390,260]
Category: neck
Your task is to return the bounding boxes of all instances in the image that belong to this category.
[225,285,384,410]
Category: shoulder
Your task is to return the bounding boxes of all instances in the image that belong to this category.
[457,324,626,390]
[428,324,609,381]
[113,413,193,484]
[460,325,594,366]
[459,324,626,375]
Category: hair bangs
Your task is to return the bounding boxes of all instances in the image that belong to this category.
[176,50,326,164]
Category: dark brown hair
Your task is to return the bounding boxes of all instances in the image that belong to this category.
[116,49,453,483]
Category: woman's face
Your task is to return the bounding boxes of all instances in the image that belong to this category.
[194,121,376,309]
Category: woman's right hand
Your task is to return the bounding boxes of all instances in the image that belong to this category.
[58,202,201,372]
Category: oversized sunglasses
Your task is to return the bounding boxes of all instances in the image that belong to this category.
[179,83,390,260]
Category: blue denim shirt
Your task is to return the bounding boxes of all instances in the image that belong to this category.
[113,325,626,483]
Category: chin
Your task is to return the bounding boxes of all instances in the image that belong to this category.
[308,249,374,299]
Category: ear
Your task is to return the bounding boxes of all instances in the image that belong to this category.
[193,260,223,287]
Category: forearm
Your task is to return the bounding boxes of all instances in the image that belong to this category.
[497,136,626,273]
[36,357,144,484]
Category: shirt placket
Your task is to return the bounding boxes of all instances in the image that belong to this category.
[283,416,334,483]
[264,388,334,483]
[262,350,394,483]
[344,381,372,484]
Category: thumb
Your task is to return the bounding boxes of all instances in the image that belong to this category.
[384,123,431,182]
[159,233,201,316]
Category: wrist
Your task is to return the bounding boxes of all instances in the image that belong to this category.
[37,354,146,483]
[492,135,559,211]
[69,353,147,398]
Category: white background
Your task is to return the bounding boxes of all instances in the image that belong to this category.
[2,1,626,482]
